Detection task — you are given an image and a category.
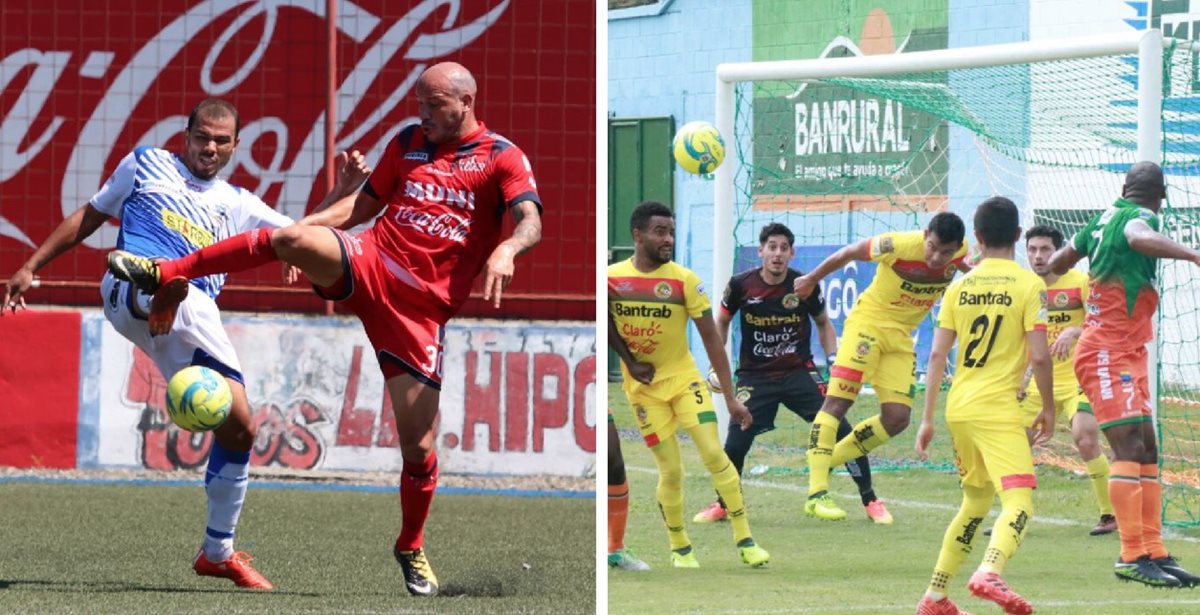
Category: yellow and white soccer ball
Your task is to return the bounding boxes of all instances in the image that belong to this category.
[166,365,233,432]
[672,120,726,175]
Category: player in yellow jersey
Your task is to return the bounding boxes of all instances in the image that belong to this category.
[608,200,768,568]
[1018,225,1115,536]
[793,213,968,520]
[914,197,1054,615]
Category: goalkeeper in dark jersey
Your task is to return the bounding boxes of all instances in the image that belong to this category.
[693,223,892,525]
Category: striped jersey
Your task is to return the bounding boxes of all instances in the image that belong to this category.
[90,146,292,299]
[361,122,541,320]
[608,258,711,382]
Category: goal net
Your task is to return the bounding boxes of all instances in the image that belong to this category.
[714,31,1200,527]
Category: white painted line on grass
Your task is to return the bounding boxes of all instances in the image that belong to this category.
[627,465,1200,543]
[670,598,1200,614]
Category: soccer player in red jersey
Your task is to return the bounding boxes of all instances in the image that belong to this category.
[106,62,543,597]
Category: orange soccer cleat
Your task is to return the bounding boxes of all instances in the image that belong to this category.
[692,501,728,523]
[865,499,894,525]
[148,276,189,336]
[192,549,274,590]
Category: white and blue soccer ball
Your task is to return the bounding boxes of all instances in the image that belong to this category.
[672,120,726,175]
[166,366,232,432]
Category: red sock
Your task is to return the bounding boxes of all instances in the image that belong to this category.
[158,228,277,281]
[608,481,630,553]
[396,451,439,551]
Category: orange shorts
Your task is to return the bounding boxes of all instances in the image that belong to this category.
[1073,345,1151,430]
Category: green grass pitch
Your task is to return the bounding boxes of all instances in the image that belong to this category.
[0,479,594,614]
[608,382,1200,614]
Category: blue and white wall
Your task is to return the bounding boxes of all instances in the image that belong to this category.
[609,0,1171,374]
[609,0,753,366]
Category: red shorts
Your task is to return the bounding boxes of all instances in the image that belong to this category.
[1074,345,1151,430]
[315,229,445,388]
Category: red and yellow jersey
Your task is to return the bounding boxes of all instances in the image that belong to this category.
[1044,268,1088,394]
[850,230,967,331]
[608,259,712,382]
[938,258,1047,423]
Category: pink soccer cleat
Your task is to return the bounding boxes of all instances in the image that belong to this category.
[967,570,1031,615]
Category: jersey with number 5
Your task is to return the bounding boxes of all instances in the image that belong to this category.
[938,258,1047,423]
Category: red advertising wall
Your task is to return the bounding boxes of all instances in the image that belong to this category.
[0,311,81,468]
[0,0,595,320]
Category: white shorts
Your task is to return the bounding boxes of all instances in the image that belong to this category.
[100,272,242,383]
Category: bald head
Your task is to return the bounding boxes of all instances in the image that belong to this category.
[415,62,479,144]
[1122,161,1167,210]
[419,62,477,97]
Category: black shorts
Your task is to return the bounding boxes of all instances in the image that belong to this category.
[734,363,827,436]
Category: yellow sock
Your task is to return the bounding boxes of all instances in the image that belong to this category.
[1085,455,1113,516]
[689,423,753,544]
[806,411,840,496]
[929,484,992,595]
[648,435,690,550]
[980,487,1033,575]
[831,414,892,467]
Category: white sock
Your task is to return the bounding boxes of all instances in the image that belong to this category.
[202,441,249,562]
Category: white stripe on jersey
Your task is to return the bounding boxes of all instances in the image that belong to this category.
[92,147,292,300]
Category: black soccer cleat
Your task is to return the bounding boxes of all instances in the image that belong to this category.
[107,250,162,293]
[393,544,439,597]
[1154,555,1200,588]
[1115,556,1182,588]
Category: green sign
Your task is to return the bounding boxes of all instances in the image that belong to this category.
[750,2,949,206]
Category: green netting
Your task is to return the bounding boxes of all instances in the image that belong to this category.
[728,42,1200,527]
[1158,44,1200,528]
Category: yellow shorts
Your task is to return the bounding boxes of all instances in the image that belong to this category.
[1019,385,1091,428]
[827,317,915,405]
[622,370,715,448]
[949,418,1037,492]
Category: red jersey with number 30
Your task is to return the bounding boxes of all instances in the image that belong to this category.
[362,122,541,319]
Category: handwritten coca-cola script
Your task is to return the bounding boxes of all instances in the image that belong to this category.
[0,0,510,249]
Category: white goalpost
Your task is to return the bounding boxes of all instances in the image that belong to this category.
[712,28,1163,414]
[705,29,1200,526]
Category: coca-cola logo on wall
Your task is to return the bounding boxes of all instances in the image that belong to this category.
[2,0,513,251]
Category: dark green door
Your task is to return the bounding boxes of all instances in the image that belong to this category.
[607,116,674,381]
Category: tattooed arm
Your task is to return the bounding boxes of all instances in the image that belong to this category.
[482,200,542,308]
